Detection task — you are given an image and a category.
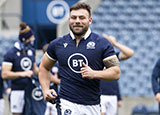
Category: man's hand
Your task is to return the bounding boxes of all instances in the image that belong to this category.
[43,89,57,102]
[81,63,95,79]
[102,33,117,46]
[21,70,33,78]
[155,93,160,102]
[118,100,122,108]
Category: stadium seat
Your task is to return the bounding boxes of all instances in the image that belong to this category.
[91,0,160,97]
[147,103,159,115]
[132,104,148,115]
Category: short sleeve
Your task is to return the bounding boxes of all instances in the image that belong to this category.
[101,38,116,60]
[46,40,57,61]
[3,49,14,65]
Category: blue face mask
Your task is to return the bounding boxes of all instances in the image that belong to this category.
[30,40,34,47]
[19,40,34,51]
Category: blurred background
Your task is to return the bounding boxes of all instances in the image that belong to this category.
[1,0,160,114]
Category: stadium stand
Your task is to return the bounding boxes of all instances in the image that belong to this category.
[0,0,160,98]
[91,0,160,97]
[1,0,160,114]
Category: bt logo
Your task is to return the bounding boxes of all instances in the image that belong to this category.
[20,57,32,70]
[68,53,88,73]
[72,59,83,67]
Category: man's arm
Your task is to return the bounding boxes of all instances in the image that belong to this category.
[102,33,134,60]
[39,53,57,101]
[114,42,134,60]
[81,55,120,81]
[2,63,33,80]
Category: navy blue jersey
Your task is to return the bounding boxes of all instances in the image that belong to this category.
[0,64,3,99]
[24,76,46,115]
[152,58,160,95]
[51,62,59,74]
[47,30,116,105]
[100,52,121,100]
[100,81,121,100]
[50,62,60,93]
[24,63,60,115]
[3,42,35,90]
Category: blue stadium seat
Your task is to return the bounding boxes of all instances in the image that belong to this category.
[132,104,148,115]
[91,0,160,97]
[147,103,159,115]
[0,36,17,62]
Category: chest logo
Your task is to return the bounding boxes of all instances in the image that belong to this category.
[20,57,32,70]
[27,50,33,56]
[68,53,88,73]
[63,43,68,48]
[86,41,95,49]
[16,52,20,56]
[32,87,43,101]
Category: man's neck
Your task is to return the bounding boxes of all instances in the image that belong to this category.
[75,35,83,40]
[74,35,84,47]
[70,28,91,40]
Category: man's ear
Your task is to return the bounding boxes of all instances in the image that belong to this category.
[89,17,92,24]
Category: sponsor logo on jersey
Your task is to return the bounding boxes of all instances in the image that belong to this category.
[32,87,43,101]
[20,57,32,70]
[86,41,95,49]
[68,53,88,73]
[63,43,68,48]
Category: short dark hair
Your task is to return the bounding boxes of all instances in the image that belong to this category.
[70,2,91,17]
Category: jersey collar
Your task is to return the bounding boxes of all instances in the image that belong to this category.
[14,42,21,50]
[70,28,91,40]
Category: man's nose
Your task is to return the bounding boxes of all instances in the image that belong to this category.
[75,18,81,23]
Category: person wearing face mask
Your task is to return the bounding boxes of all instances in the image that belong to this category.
[1,22,38,115]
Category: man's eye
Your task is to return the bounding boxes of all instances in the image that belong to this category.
[79,17,85,19]
[71,17,76,19]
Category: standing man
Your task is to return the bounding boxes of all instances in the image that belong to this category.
[0,64,4,115]
[152,58,160,113]
[100,34,134,115]
[39,2,120,115]
[2,22,38,115]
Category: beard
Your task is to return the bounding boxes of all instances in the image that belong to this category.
[69,25,88,36]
